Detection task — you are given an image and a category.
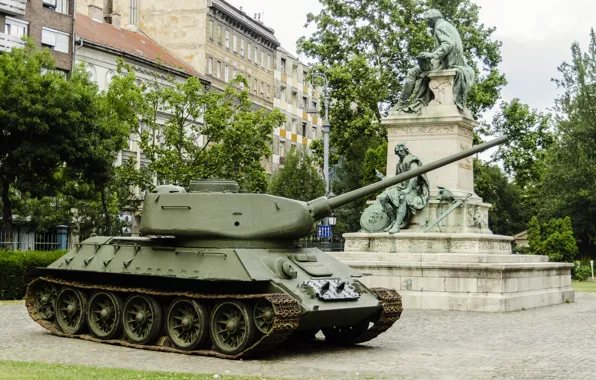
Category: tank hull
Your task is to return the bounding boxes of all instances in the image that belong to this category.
[25,236,402,359]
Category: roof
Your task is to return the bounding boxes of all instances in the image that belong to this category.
[75,13,202,79]
[212,0,279,46]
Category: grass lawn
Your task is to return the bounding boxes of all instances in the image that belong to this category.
[572,281,596,292]
[0,360,283,380]
[0,300,24,305]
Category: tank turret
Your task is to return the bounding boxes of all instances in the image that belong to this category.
[25,136,507,359]
[140,136,508,241]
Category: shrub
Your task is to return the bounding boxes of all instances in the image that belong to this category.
[0,250,66,300]
[527,216,579,262]
[573,261,593,282]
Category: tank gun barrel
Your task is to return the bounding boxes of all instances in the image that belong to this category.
[308,135,508,220]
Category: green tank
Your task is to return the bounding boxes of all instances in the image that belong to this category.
[25,136,507,359]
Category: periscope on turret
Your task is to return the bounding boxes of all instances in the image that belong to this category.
[24,136,507,359]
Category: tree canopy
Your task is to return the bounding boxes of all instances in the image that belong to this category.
[110,66,285,193]
[0,40,128,227]
[268,146,325,201]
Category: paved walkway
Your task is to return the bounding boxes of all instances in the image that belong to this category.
[1,294,595,379]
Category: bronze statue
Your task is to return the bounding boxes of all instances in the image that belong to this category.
[394,9,475,113]
[362,143,430,234]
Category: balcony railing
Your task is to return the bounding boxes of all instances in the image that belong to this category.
[0,0,26,16]
[0,33,25,52]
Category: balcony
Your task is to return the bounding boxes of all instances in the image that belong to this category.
[0,0,26,16]
[0,32,25,52]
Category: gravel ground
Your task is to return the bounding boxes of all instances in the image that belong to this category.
[1,294,595,380]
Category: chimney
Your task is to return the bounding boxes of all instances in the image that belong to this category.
[88,4,104,22]
[239,6,243,12]
[105,13,121,28]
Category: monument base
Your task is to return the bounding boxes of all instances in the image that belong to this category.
[335,233,574,312]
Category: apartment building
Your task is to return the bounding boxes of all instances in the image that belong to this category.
[77,0,278,111]
[1,0,74,72]
[272,47,323,172]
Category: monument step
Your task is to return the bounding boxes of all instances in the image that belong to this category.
[331,252,548,263]
[345,261,573,272]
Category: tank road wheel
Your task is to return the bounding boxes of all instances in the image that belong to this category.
[122,295,163,345]
[87,291,123,340]
[210,300,257,355]
[253,299,275,334]
[166,298,210,350]
[322,320,370,345]
[33,282,58,320]
[56,287,88,334]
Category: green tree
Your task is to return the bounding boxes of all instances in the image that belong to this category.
[482,99,553,190]
[109,65,285,192]
[527,216,579,263]
[298,0,506,157]
[268,147,325,201]
[538,29,596,254]
[0,40,128,228]
[473,159,527,236]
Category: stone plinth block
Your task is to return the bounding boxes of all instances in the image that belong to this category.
[343,231,513,254]
[332,251,574,312]
[383,70,479,196]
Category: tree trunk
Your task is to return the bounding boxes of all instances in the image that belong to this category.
[100,187,111,235]
[1,180,12,227]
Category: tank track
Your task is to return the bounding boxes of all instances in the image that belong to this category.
[26,278,402,358]
[355,288,403,343]
[25,276,301,359]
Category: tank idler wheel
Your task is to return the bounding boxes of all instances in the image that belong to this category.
[322,320,370,345]
[34,282,58,320]
[122,294,163,345]
[87,291,123,340]
[56,287,88,334]
[210,300,257,355]
[166,298,210,350]
[253,299,275,334]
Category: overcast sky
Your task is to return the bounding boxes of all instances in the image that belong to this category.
[228,0,596,116]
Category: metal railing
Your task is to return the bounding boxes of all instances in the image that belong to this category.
[0,228,62,251]
[297,238,345,252]
[0,0,26,16]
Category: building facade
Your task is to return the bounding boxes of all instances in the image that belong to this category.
[77,0,277,111]
[1,0,74,72]
[272,47,323,172]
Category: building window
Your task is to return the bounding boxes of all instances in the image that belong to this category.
[240,39,245,57]
[302,122,307,137]
[233,67,237,80]
[292,92,297,108]
[208,57,213,75]
[267,54,271,71]
[292,65,298,81]
[302,97,308,110]
[4,17,28,38]
[41,27,70,53]
[253,78,257,94]
[217,25,223,44]
[261,51,265,68]
[209,20,214,40]
[254,46,258,64]
[233,34,237,53]
[43,0,70,15]
[280,86,286,102]
[217,61,221,79]
[225,64,229,82]
[85,63,97,82]
[248,43,252,60]
[225,30,230,49]
[260,81,264,96]
[280,58,286,75]
[129,0,138,26]
[267,85,271,99]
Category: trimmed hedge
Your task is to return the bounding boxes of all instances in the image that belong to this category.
[0,250,66,300]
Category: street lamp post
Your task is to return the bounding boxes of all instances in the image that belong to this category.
[307,70,332,250]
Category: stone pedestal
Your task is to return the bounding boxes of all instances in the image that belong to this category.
[336,69,574,312]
